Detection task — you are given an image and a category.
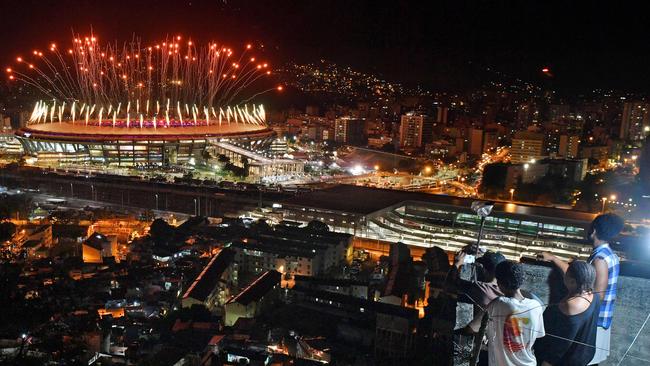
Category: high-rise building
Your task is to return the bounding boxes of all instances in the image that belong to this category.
[558,134,580,158]
[436,106,448,124]
[516,103,540,128]
[482,130,499,153]
[510,131,545,164]
[620,101,650,141]
[334,117,366,145]
[639,137,650,194]
[399,113,434,150]
[468,128,484,156]
[548,104,571,124]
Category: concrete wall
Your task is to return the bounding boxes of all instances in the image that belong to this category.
[521,264,650,366]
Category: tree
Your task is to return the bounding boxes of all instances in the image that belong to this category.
[307,220,329,232]
[0,194,32,220]
[149,218,175,244]
[0,221,16,242]
[217,154,230,163]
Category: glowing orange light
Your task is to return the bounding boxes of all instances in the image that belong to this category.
[250,57,255,62]
[246,44,252,49]
[176,36,181,40]
[6,68,11,73]
[266,71,271,75]
[277,85,284,91]
[28,64,34,69]
[9,75,14,80]
[51,43,56,48]
[542,67,550,73]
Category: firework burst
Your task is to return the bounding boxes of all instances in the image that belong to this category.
[6,34,278,128]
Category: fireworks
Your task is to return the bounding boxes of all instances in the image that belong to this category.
[6,34,277,127]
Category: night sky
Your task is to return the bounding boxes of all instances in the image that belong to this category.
[2,0,650,93]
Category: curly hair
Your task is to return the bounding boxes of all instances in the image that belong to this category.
[495,260,525,292]
[590,213,624,242]
[567,260,596,293]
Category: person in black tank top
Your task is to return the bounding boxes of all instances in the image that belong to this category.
[534,261,600,366]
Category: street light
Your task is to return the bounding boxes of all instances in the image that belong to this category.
[509,188,515,201]
[610,194,617,201]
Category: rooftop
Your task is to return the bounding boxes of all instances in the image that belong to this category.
[280,184,596,224]
[182,248,236,302]
[17,121,273,141]
[83,232,110,250]
[227,270,281,306]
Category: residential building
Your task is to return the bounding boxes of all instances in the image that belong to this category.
[230,225,353,277]
[558,134,580,158]
[399,113,434,150]
[334,117,366,145]
[82,233,117,263]
[620,101,650,141]
[224,270,281,326]
[468,128,483,156]
[181,248,236,310]
[510,131,545,164]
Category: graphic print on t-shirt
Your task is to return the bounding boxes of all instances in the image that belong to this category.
[503,315,530,352]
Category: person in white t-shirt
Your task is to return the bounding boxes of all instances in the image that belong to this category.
[486,260,545,366]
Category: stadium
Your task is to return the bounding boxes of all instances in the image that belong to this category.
[16,118,276,166]
[7,35,292,172]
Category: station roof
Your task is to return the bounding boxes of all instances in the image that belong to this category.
[280,184,596,224]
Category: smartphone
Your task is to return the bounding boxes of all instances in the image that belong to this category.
[464,254,476,264]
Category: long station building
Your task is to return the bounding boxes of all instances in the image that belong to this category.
[277,185,597,261]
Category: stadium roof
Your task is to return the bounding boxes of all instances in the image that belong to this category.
[17,121,273,141]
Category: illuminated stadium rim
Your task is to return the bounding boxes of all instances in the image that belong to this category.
[16,124,275,142]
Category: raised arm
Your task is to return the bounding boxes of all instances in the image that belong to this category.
[539,251,569,273]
